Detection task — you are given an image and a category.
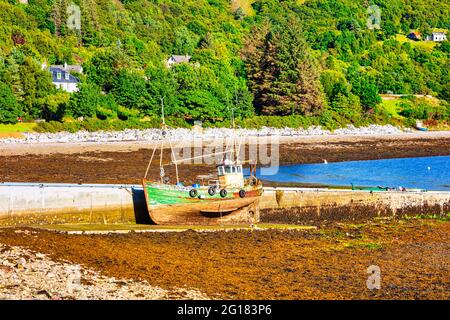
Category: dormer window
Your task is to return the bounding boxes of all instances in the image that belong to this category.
[56,72,62,80]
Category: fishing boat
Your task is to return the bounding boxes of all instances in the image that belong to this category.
[351,183,390,191]
[415,120,428,131]
[142,102,263,225]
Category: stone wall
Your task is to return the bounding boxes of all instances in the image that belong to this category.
[260,188,450,224]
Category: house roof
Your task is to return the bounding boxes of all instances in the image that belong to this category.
[168,55,191,63]
[49,67,80,84]
[51,64,83,73]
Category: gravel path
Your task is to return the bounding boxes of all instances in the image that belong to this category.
[0,230,209,300]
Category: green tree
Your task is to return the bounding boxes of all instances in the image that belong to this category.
[350,74,382,110]
[243,17,325,115]
[66,83,101,118]
[173,26,199,55]
[111,69,147,109]
[84,50,130,92]
[36,91,70,120]
[179,89,225,121]
[145,66,179,116]
[0,82,21,123]
[3,53,24,104]
[19,57,54,118]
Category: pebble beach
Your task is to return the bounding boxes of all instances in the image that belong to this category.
[0,124,404,144]
[0,230,208,300]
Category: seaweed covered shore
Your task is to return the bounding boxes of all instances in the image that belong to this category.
[0,218,448,300]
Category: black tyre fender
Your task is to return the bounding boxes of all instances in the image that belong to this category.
[219,189,227,198]
[189,189,198,198]
[239,189,246,198]
[208,186,216,196]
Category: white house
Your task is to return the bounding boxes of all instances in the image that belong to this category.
[425,32,447,42]
[166,55,192,68]
[49,66,80,93]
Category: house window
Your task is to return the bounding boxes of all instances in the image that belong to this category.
[57,72,61,80]
[65,72,70,80]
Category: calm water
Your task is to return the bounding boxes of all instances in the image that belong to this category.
[249,156,450,191]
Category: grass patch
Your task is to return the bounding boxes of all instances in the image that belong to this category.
[380,99,402,118]
[344,241,383,250]
[256,223,317,230]
[0,123,37,133]
[402,213,450,221]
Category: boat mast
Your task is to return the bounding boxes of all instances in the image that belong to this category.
[234,87,244,164]
[159,98,165,183]
[223,89,238,164]
[160,97,180,184]
[143,97,179,184]
[161,97,165,126]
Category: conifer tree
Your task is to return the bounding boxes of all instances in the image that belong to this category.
[243,17,325,115]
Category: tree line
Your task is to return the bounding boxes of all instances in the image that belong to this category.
[0,0,449,127]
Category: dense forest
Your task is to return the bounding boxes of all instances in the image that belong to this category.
[0,0,449,130]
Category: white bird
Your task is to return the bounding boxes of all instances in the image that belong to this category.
[323,159,328,164]
[427,166,431,171]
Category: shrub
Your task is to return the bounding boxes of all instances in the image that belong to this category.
[398,98,449,122]
[166,117,190,128]
[117,106,140,121]
[96,107,116,120]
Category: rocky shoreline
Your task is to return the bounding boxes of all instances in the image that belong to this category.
[0,124,404,144]
[0,230,208,300]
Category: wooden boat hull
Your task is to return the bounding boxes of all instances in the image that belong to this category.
[142,180,262,225]
[148,197,260,225]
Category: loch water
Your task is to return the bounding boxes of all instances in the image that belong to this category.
[251,156,450,191]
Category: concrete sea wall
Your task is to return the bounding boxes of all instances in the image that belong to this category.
[0,183,149,226]
[260,187,450,224]
[0,183,449,226]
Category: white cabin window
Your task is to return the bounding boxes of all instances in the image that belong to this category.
[237,166,242,173]
[218,166,224,176]
[57,72,61,80]
[65,72,70,80]
[225,166,232,173]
